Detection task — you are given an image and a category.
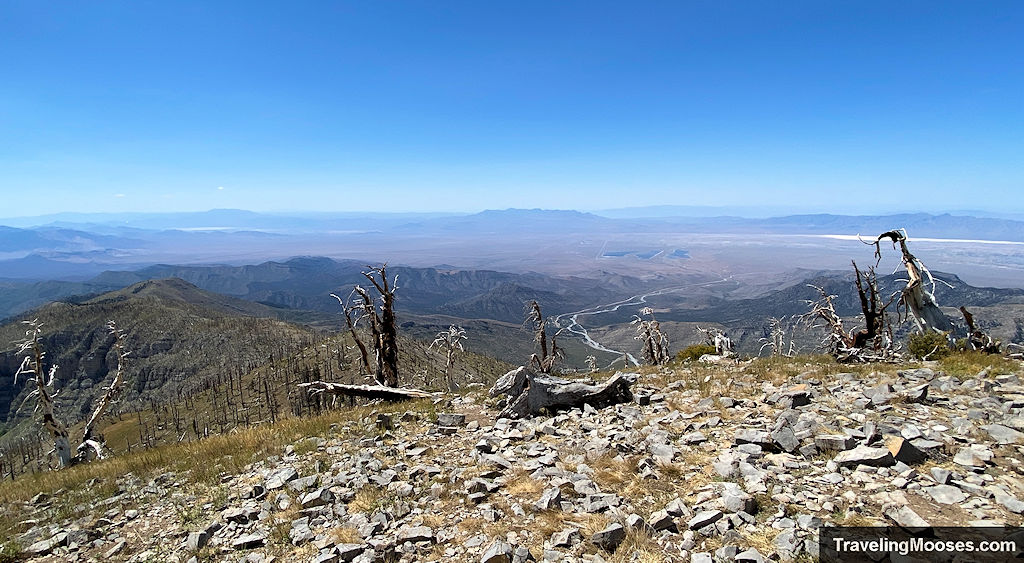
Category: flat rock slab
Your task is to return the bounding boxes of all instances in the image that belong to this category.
[266,467,299,490]
[815,434,856,452]
[982,424,1024,445]
[26,532,68,556]
[953,448,991,469]
[688,510,724,530]
[232,533,267,550]
[924,485,969,505]
[833,445,895,468]
[886,505,931,529]
[437,413,466,426]
[735,429,773,447]
[397,525,434,543]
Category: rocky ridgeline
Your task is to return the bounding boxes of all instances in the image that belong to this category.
[10,363,1024,562]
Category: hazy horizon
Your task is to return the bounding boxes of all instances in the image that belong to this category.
[5,205,1024,226]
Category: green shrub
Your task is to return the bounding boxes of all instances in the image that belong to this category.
[907,331,951,360]
[0,540,20,563]
[676,344,717,363]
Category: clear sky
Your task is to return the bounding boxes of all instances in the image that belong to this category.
[1,1,1021,216]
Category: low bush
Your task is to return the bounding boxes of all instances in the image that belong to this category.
[907,331,951,360]
[675,344,717,363]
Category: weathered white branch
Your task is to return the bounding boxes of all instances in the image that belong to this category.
[299,381,434,402]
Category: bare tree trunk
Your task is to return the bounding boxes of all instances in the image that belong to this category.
[526,301,563,373]
[871,230,953,333]
[334,293,371,376]
[299,382,433,401]
[633,307,671,365]
[331,264,400,387]
[960,306,1001,353]
[16,322,72,468]
[850,261,896,350]
[430,325,466,393]
[76,321,130,462]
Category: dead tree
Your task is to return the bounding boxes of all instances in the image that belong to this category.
[333,293,371,376]
[696,325,733,356]
[525,301,564,373]
[429,325,467,393]
[14,320,130,469]
[299,381,433,402]
[867,230,953,334]
[960,306,1001,354]
[15,320,72,468]
[850,261,897,350]
[302,265,437,405]
[632,307,671,365]
[75,321,130,463]
[334,264,400,387]
[800,265,899,363]
[759,316,795,357]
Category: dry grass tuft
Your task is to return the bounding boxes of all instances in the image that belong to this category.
[348,485,386,514]
[564,512,613,539]
[591,454,636,491]
[503,469,544,500]
[533,510,569,539]
[607,528,667,563]
[329,525,362,545]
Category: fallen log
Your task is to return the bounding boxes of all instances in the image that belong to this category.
[490,366,638,419]
[299,382,435,402]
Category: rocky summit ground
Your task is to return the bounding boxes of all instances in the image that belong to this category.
[6,356,1024,563]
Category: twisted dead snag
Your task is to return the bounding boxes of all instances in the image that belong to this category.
[525,301,564,373]
[633,307,671,365]
[800,266,900,363]
[15,320,72,468]
[696,325,733,356]
[960,306,1001,354]
[75,321,130,463]
[759,316,795,357]
[331,264,400,387]
[304,265,433,404]
[430,325,467,393]
[869,230,953,334]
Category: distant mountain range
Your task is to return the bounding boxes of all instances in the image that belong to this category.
[4,208,1024,238]
[2,209,1023,287]
[0,257,650,324]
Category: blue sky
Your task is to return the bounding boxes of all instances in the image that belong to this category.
[1,1,1021,216]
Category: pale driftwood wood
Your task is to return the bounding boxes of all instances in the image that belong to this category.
[75,321,129,462]
[299,381,434,402]
[16,321,73,468]
[633,307,670,365]
[490,366,637,419]
[960,306,1001,354]
[869,230,952,334]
